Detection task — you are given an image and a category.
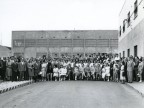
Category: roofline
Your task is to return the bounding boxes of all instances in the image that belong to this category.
[12,30,118,32]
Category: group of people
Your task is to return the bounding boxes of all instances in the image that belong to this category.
[0,53,144,84]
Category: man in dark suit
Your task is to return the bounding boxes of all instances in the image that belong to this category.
[33,59,41,82]
[11,59,18,81]
[18,59,27,81]
[0,57,3,80]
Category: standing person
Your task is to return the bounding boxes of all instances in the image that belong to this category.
[133,57,139,82]
[84,64,91,80]
[97,62,102,80]
[138,58,144,82]
[6,58,12,81]
[105,63,110,81]
[11,59,18,81]
[127,57,134,83]
[18,59,27,81]
[120,61,125,84]
[110,61,114,81]
[124,58,128,82]
[33,59,41,82]
[90,64,95,80]
[67,64,72,80]
[40,60,47,81]
[113,61,119,82]
[59,66,67,81]
[73,66,79,81]
[101,65,106,81]
[27,59,34,81]
[53,65,59,81]
[47,61,53,81]
[2,57,6,81]
[79,64,85,80]
[0,58,3,80]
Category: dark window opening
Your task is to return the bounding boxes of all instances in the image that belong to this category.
[123,20,125,33]
[127,12,131,27]
[134,0,138,19]
[134,45,138,57]
[119,26,121,36]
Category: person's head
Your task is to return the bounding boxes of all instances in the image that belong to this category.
[121,61,125,66]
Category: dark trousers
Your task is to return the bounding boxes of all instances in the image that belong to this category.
[0,69,6,81]
[133,69,139,81]
[19,71,24,81]
[12,71,18,81]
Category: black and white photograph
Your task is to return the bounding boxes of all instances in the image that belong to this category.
[0,0,144,108]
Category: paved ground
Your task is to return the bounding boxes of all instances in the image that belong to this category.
[0,81,144,108]
[127,82,144,97]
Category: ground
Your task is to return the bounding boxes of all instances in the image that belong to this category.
[0,81,144,108]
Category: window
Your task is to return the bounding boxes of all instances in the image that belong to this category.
[119,26,121,36]
[134,0,138,19]
[127,49,130,57]
[123,51,125,57]
[123,20,125,33]
[127,12,131,27]
[134,45,138,57]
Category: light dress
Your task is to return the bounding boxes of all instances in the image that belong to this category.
[105,66,110,77]
[53,68,59,77]
[41,63,47,77]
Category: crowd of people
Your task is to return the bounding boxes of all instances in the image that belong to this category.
[0,53,144,84]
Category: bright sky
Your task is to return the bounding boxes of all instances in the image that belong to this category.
[0,0,125,47]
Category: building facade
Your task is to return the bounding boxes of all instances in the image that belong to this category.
[12,30,118,58]
[119,0,144,57]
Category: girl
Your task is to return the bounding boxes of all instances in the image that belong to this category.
[102,65,106,81]
[105,63,110,81]
[53,65,59,81]
[74,66,79,80]
[40,60,47,81]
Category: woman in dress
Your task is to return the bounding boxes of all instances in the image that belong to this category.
[74,66,79,80]
[113,61,119,82]
[6,58,12,81]
[40,60,48,81]
[105,63,110,81]
[120,61,125,84]
[102,65,106,81]
[27,59,34,81]
[59,66,67,81]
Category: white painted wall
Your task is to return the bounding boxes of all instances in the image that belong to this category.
[119,0,144,41]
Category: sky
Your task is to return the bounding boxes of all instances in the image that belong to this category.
[0,0,125,47]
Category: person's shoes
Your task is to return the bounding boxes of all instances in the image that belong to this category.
[139,80,142,83]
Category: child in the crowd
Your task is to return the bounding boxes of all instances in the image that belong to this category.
[53,65,59,81]
[105,63,110,81]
